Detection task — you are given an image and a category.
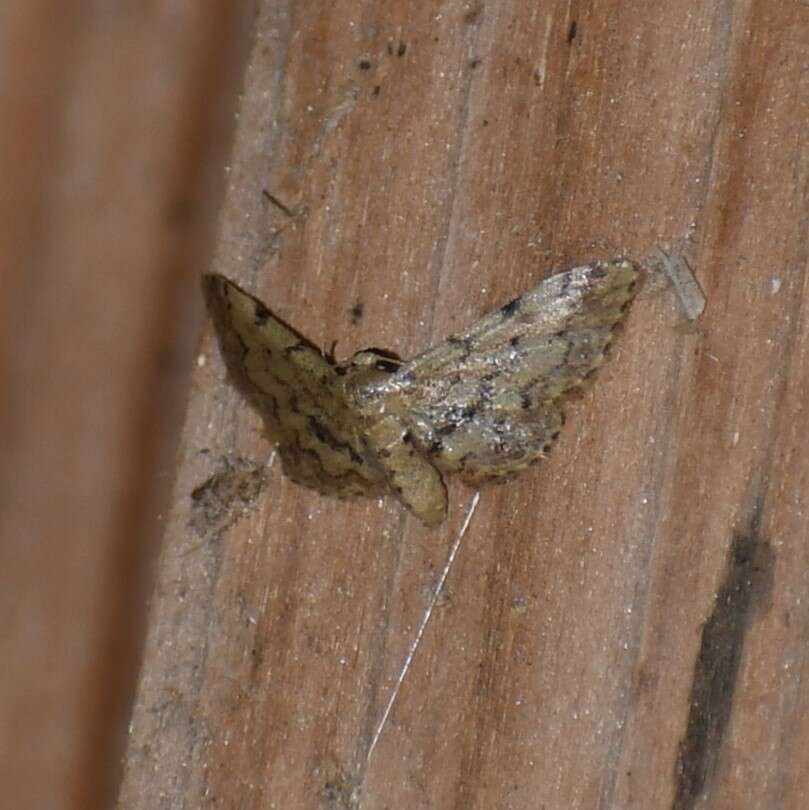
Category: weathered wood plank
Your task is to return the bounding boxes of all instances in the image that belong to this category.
[119,1,809,808]
[0,3,254,809]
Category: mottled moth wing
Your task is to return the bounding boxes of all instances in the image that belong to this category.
[353,261,639,484]
[205,261,639,526]
[203,274,387,497]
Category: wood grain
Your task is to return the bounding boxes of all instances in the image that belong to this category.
[119,1,809,808]
[0,3,255,809]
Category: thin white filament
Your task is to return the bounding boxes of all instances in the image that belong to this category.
[366,491,481,765]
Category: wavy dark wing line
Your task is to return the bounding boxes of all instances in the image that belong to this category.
[358,261,639,482]
[203,274,386,496]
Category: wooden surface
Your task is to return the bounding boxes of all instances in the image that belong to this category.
[117,2,809,809]
[0,3,255,809]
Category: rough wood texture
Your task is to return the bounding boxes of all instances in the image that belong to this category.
[120,2,809,808]
[0,3,254,809]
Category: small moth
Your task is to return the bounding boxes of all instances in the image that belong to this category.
[203,260,639,526]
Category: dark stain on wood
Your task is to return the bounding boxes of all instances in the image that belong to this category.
[673,505,774,810]
[350,301,365,324]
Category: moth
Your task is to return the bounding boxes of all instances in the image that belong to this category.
[203,260,639,526]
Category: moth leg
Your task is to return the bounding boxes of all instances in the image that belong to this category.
[362,414,447,527]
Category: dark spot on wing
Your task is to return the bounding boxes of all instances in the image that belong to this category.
[232,332,250,363]
[397,42,407,56]
[501,297,521,318]
[509,336,521,347]
[264,393,280,424]
[254,302,271,325]
[567,20,577,44]
[285,343,309,356]
[358,59,372,70]
[447,335,473,353]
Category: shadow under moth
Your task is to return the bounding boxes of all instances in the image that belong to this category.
[203,260,639,526]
